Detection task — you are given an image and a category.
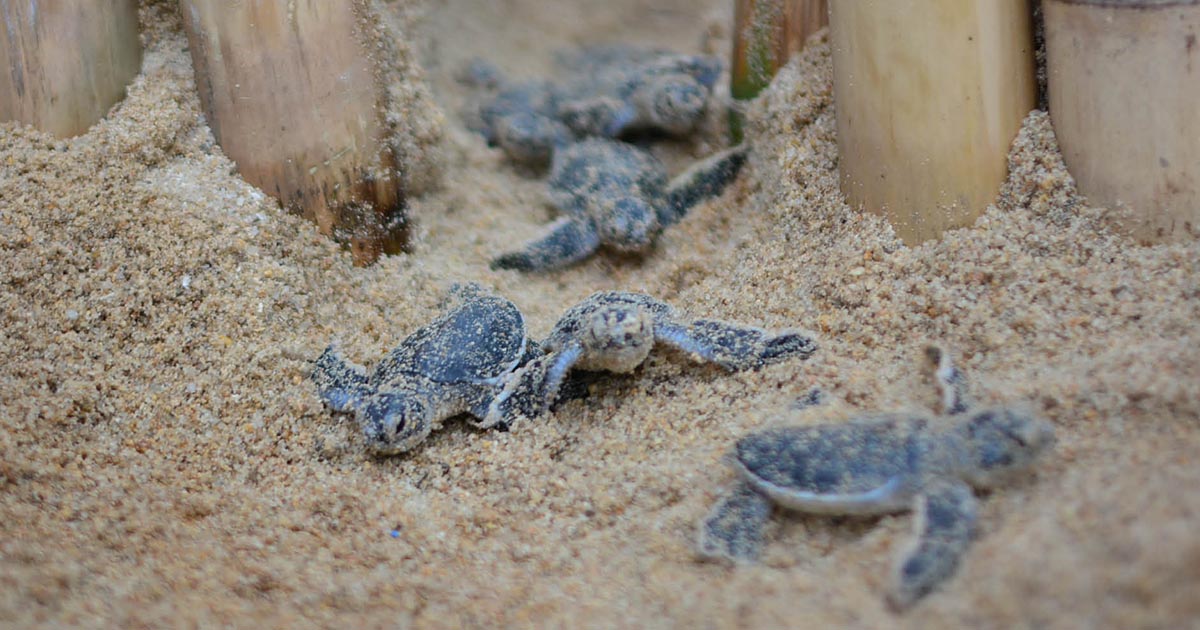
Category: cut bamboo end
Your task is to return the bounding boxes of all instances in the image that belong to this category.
[830,0,1037,245]
[0,0,142,138]
[730,0,828,140]
[180,0,407,266]
[1045,0,1200,244]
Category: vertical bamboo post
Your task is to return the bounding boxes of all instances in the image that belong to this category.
[829,1,1037,244]
[180,0,407,266]
[730,0,828,141]
[1045,0,1200,244]
[0,0,142,138]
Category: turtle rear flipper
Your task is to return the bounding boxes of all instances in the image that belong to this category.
[491,216,602,272]
[661,144,749,226]
[697,479,773,563]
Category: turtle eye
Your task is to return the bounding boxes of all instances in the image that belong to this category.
[387,397,428,436]
[361,394,430,454]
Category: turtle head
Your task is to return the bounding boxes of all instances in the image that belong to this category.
[359,392,435,455]
[598,196,660,252]
[580,304,655,373]
[957,407,1055,488]
[636,75,708,135]
[494,111,570,164]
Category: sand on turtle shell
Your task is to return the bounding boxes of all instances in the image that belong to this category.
[2,0,1198,628]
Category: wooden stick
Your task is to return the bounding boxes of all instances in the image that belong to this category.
[829,0,1037,244]
[0,0,142,138]
[1045,0,1200,244]
[730,0,828,140]
[180,0,407,266]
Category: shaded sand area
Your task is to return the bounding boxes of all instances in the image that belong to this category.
[2,1,1199,627]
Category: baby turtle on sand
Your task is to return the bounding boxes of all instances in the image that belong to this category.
[490,138,748,272]
[484,291,817,426]
[696,347,1056,609]
[311,285,536,454]
[460,45,722,165]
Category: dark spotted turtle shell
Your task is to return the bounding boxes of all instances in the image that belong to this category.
[372,294,527,386]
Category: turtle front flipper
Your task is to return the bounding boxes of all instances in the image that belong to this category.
[696,479,773,563]
[491,216,602,272]
[888,480,979,610]
[925,345,970,415]
[311,344,370,413]
[654,319,817,371]
[660,144,749,226]
[540,342,586,405]
[483,351,558,428]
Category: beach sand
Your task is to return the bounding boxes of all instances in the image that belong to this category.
[2,1,1198,627]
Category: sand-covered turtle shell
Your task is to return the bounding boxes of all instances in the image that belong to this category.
[735,417,935,515]
[373,294,527,386]
[546,140,668,216]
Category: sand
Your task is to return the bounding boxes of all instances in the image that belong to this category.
[2,1,1199,628]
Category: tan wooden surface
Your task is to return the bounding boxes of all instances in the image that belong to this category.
[731,0,828,100]
[1046,0,1200,244]
[0,0,141,138]
[180,0,407,265]
[830,0,1037,244]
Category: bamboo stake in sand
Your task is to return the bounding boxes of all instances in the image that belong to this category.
[1045,0,1200,244]
[180,0,407,266]
[0,0,142,138]
[829,1,1037,245]
[731,0,828,140]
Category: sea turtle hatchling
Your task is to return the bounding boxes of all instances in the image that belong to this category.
[696,346,1056,609]
[490,138,748,272]
[483,291,817,426]
[310,285,537,455]
[460,45,722,165]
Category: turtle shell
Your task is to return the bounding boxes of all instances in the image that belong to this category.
[735,416,934,515]
[374,294,527,386]
[547,140,668,216]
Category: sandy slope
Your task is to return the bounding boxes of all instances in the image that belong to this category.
[1,1,1197,627]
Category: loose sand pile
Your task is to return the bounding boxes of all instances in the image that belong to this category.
[2,1,1198,627]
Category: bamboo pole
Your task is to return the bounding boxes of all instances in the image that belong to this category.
[829,1,1037,245]
[1045,0,1200,244]
[179,0,407,266]
[0,0,142,138]
[730,0,828,141]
